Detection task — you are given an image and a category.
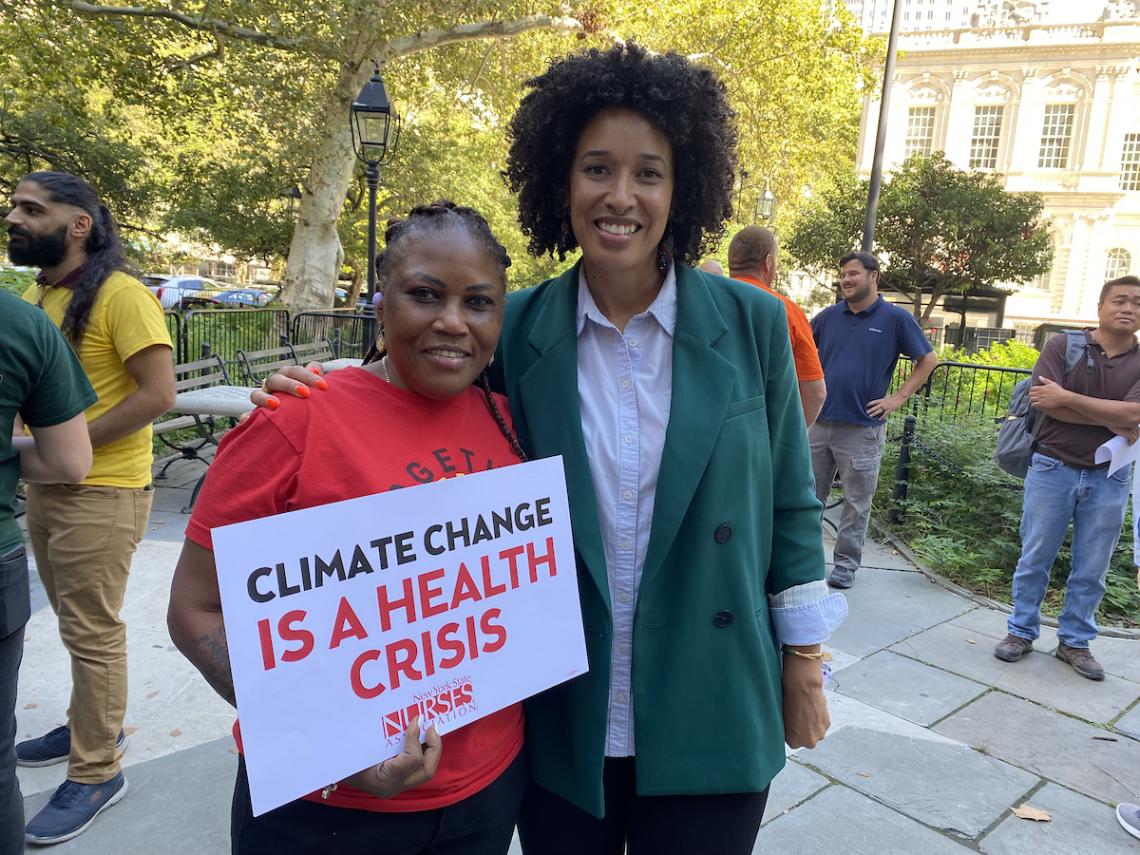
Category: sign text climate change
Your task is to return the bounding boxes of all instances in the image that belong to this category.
[212,457,587,816]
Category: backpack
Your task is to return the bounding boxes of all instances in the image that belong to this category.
[994,330,1094,478]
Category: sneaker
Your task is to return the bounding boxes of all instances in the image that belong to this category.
[1056,642,1105,681]
[25,773,128,845]
[16,725,127,768]
[1118,803,1140,841]
[828,566,856,589]
[993,634,1034,662]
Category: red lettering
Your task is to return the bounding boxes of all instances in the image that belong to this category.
[350,649,385,699]
[377,577,417,632]
[256,618,276,671]
[455,682,473,705]
[526,537,558,581]
[329,597,368,649]
[450,563,483,609]
[465,614,480,661]
[498,544,525,588]
[480,608,507,653]
[480,554,507,597]
[437,622,465,669]
[421,629,436,677]
[382,711,405,737]
[418,568,448,619]
[386,638,422,690]
[279,610,314,663]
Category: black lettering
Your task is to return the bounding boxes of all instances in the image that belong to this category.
[347,544,375,579]
[431,448,456,474]
[406,461,434,483]
[247,567,275,603]
[315,551,346,585]
[424,524,446,556]
[535,497,553,527]
[276,561,301,597]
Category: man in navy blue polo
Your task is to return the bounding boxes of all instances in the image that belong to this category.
[809,252,938,588]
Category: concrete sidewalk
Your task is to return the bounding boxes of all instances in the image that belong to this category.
[14,459,1140,853]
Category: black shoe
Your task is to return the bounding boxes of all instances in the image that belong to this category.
[16,725,128,768]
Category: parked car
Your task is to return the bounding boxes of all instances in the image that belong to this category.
[145,275,222,310]
[216,288,273,307]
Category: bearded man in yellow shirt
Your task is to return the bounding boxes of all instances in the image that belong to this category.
[6,172,175,845]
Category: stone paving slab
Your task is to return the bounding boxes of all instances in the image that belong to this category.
[833,650,987,726]
[795,725,1038,838]
[754,781,974,854]
[22,737,235,854]
[1116,704,1140,740]
[761,760,829,826]
[826,569,974,659]
[891,622,1140,724]
[934,691,1140,805]
[951,608,1139,685]
[979,783,1140,854]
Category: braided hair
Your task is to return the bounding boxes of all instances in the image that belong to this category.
[363,200,527,462]
[22,172,131,345]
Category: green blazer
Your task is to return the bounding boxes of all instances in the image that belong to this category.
[497,262,826,816]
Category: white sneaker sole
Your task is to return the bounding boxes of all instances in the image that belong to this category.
[24,778,129,846]
[1119,806,1140,841]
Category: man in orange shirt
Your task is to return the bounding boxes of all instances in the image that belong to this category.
[728,227,826,425]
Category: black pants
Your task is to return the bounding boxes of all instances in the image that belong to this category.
[518,757,769,855]
[0,547,29,855]
[231,749,528,855]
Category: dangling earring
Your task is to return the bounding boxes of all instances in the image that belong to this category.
[656,242,671,273]
[487,353,495,368]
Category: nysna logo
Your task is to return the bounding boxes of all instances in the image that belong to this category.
[382,677,476,739]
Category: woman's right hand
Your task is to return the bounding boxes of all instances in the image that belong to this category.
[249,363,328,411]
[342,717,443,798]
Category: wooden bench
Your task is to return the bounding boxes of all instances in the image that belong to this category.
[154,355,233,510]
[289,339,337,368]
[235,344,299,386]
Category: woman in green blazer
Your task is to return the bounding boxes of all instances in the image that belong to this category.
[498,43,846,854]
[258,41,845,855]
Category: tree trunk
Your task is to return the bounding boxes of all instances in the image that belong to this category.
[280,60,373,310]
[921,288,942,324]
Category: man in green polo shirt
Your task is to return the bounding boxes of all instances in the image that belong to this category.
[0,290,95,854]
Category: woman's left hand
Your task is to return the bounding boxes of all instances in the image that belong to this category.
[782,656,831,749]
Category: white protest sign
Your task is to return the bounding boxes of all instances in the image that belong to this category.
[212,456,587,816]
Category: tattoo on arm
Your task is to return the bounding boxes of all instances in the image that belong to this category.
[188,626,236,707]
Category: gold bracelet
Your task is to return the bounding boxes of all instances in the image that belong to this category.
[782,647,832,662]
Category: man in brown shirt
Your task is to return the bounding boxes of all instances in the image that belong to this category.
[995,276,1140,679]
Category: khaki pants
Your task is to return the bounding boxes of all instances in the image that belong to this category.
[25,483,152,783]
[808,420,887,574]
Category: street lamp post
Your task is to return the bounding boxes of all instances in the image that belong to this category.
[756,178,775,223]
[349,67,401,301]
[862,0,903,253]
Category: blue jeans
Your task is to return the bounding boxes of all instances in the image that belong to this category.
[1008,452,1131,647]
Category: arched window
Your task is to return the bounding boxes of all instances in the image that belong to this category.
[1106,248,1131,281]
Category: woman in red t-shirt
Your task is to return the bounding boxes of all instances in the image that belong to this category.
[167,202,530,854]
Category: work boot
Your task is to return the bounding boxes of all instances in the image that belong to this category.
[993,634,1033,662]
[1055,642,1105,681]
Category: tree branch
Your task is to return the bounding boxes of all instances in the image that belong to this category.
[63,1,320,53]
[380,14,583,62]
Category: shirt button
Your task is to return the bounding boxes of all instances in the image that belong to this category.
[714,523,733,544]
[628,338,639,347]
[618,592,631,605]
[619,643,631,655]
[619,540,631,551]
[623,489,633,500]
[615,691,628,703]
[713,610,734,628]
[624,434,634,445]
[622,379,632,390]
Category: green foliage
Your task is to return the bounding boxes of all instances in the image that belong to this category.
[0,266,34,296]
[875,413,1140,628]
[786,153,1053,321]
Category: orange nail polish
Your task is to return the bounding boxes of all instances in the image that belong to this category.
[265,397,280,410]
[315,378,329,390]
[296,385,311,398]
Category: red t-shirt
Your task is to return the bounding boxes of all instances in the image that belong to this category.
[185,368,525,813]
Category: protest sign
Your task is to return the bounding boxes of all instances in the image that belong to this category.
[212,455,587,815]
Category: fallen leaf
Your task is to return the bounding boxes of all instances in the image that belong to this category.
[967,638,976,645]
[856,772,872,778]
[146,691,159,700]
[22,703,36,710]
[169,728,182,737]
[124,726,138,736]
[1011,804,1051,822]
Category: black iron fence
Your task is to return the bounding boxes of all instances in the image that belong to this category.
[164,311,186,363]
[182,308,291,378]
[291,310,374,360]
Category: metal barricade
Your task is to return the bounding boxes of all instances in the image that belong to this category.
[164,311,187,363]
[182,308,291,380]
[291,310,374,359]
